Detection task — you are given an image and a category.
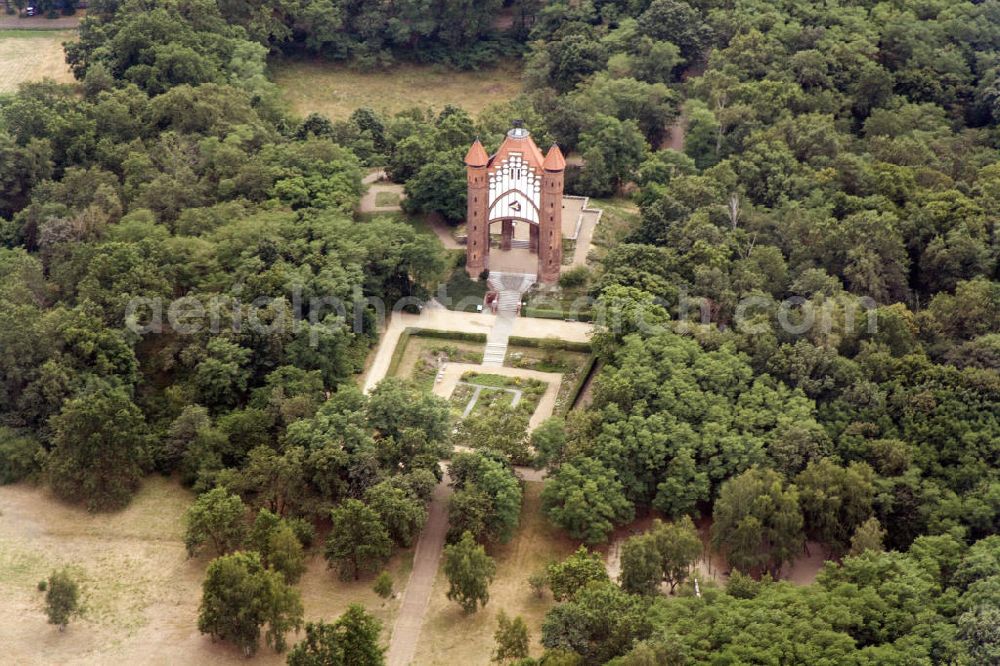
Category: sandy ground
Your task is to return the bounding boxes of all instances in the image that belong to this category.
[410,482,577,665]
[606,517,827,591]
[271,59,521,121]
[0,477,408,665]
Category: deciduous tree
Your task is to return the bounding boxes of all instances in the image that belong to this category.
[443,531,496,613]
[185,487,247,557]
[47,383,148,511]
[287,605,385,666]
[198,551,302,656]
[324,499,392,581]
[493,611,529,663]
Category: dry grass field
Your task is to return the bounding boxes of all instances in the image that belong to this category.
[0,476,410,665]
[0,29,76,93]
[412,482,578,665]
[270,58,523,121]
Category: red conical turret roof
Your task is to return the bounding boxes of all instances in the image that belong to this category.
[543,144,566,172]
[464,139,489,167]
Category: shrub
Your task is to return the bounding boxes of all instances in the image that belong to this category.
[374,571,394,599]
[45,570,80,630]
[558,266,590,289]
[0,428,44,484]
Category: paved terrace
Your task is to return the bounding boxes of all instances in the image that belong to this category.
[362,307,593,393]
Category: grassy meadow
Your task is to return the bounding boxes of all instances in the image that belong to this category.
[0,29,76,92]
[270,57,523,120]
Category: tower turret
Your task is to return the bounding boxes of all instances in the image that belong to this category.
[465,139,489,277]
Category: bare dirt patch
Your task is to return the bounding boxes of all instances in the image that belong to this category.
[0,477,409,665]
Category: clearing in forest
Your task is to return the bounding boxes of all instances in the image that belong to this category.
[0,29,76,92]
[411,482,578,665]
[271,58,523,120]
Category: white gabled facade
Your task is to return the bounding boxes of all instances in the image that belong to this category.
[487,152,542,225]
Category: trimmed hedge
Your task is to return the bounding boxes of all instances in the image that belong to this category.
[560,355,599,416]
[507,336,592,353]
[409,329,487,343]
[385,328,414,378]
[521,306,593,322]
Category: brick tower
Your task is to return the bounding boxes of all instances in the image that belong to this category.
[464,138,489,277]
[464,124,565,283]
[538,143,566,283]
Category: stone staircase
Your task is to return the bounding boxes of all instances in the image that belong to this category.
[482,272,536,367]
[488,272,536,300]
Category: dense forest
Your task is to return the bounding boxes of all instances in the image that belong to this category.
[0,0,998,663]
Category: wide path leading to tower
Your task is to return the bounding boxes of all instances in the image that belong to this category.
[385,468,453,666]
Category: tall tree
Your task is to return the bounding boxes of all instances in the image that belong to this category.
[547,546,609,602]
[198,551,303,656]
[47,383,148,511]
[796,459,875,556]
[542,457,633,544]
[620,532,662,596]
[711,467,804,578]
[652,517,703,593]
[324,499,393,581]
[443,531,496,613]
[493,611,530,663]
[184,487,248,557]
[287,605,385,666]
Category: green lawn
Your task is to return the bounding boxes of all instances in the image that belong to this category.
[392,335,484,392]
[589,197,641,251]
[375,191,401,207]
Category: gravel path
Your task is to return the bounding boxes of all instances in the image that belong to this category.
[359,169,405,214]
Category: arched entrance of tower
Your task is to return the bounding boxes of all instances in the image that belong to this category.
[485,216,542,274]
